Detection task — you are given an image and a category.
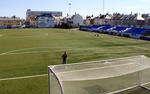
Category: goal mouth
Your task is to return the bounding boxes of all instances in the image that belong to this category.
[48,55,150,94]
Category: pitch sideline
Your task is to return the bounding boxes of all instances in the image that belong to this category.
[0,74,48,81]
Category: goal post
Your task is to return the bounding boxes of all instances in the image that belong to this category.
[48,66,64,94]
[48,55,150,94]
[139,55,150,91]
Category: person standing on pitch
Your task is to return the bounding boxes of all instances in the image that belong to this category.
[62,51,68,64]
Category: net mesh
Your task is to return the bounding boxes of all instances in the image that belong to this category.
[140,56,150,90]
[48,55,150,94]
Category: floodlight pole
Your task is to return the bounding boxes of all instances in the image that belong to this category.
[103,0,105,15]
[69,3,72,16]
[103,0,105,25]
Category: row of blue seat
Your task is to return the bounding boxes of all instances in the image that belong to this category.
[123,28,148,35]
[80,25,150,36]
[79,25,150,40]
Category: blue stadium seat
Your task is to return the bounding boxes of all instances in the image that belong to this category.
[113,27,127,32]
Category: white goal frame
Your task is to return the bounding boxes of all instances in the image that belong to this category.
[48,55,150,94]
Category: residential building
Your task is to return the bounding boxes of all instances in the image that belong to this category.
[84,16,94,25]
[0,16,24,28]
[61,13,83,28]
[72,14,83,27]
[104,14,113,25]
[85,13,146,28]
[26,15,37,27]
[84,16,91,25]
[145,16,150,28]
[54,16,64,26]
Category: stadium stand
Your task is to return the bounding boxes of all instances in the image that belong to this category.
[122,28,150,39]
[108,27,127,35]
[113,27,127,32]
[100,25,113,33]
[79,25,89,31]
[79,25,150,41]
[87,25,101,32]
[92,26,104,33]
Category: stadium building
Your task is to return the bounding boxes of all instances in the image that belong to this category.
[26,9,62,28]
[26,9,62,19]
[37,14,55,28]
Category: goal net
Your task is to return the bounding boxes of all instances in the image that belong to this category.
[48,55,150,94]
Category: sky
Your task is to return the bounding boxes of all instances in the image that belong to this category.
[0,0,150,19]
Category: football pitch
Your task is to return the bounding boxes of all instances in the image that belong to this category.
[0,28,150,94]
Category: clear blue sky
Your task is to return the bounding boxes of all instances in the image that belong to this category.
[0,0,150,19]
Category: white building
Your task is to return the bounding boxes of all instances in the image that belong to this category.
[63,16,72,24]
[72,14,83,27]
[37,14,55,28]
[84,16,92,25]
[94,17,104,25]
[136,14,145,21]
[54,16,64,26]
[62,14,83,27]
[105,15,112,25]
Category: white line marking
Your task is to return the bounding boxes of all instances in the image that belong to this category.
[0,46,82,56]
[1,45,148,56]
[0,33,49,39]
[0,74,48,81]
[45,33,49,36]
[2,51,51,55]
[133,46,149,51]
[0,47,61,55]
[11,33,49,38]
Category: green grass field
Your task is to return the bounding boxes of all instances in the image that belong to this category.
[0,28,150,94]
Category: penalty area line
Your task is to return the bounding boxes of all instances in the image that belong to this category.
[0,46,75,56]
[0,74,48,81]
